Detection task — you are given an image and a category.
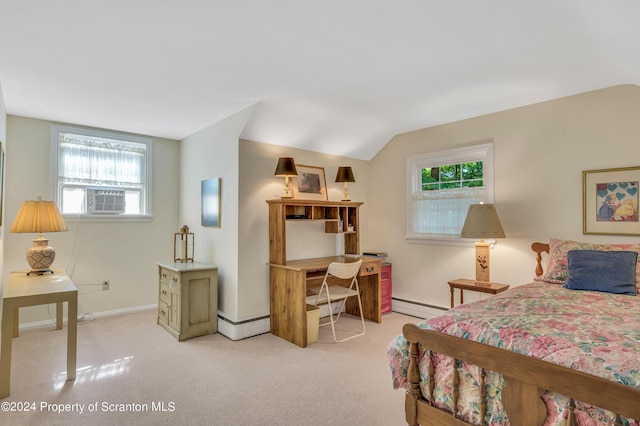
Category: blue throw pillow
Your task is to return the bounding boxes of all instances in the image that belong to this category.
[564,250,638,295]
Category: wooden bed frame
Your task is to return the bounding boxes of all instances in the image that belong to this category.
[403,242,640,426]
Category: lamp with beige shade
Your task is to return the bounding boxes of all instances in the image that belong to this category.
[460,203,506,285]
[10,198,68,275]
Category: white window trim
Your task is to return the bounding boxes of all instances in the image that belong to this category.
[50,124,153,221]
[406,141,495,246]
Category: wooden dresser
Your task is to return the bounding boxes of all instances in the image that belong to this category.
[157,261,218,341]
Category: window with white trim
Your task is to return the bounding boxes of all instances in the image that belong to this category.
[51,125,152,217]
[406,142,494,243]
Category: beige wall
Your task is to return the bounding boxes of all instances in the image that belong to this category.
[238,139,371,320]
[368,84,640,309]
[3,116,180,323]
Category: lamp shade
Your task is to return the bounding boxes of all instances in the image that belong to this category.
[335,166,355,183]
[10,200,68,275]
[274,157,298,177]
[460,204,505,239]
[10,200,68,234]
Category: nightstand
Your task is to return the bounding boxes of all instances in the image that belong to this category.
[448,278,509,308]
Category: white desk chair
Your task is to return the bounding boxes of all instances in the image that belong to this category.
[308,259,365,343]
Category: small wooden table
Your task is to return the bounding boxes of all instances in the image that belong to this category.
[1,269,78,397]
[448,278,509,308]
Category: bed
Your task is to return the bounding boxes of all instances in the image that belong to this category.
[387,239,640,426]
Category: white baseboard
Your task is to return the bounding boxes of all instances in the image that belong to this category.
[216,315,270,341]
[16,304,158,332]
[391,298,448,320]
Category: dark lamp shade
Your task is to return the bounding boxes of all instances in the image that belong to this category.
[460,204,505,239]
[274,157,298,177]
[10,200,68,234]
[335,166,355,183]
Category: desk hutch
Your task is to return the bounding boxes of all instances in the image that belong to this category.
[267,199,382,347]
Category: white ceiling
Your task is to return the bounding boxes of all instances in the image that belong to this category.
[1,1,639,160]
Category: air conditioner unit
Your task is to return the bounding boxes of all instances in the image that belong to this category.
[87,188,126,214]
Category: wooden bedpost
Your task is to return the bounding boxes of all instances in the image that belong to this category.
[404,331,420,425]
[531,242,549,277]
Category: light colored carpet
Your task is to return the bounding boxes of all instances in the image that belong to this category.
[2,309,421,425]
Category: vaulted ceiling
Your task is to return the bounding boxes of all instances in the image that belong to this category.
[1,1,639,160]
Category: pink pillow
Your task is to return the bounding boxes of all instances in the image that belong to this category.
[535,238,640,291]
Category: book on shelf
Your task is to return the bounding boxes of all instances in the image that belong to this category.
[362,251,388,258]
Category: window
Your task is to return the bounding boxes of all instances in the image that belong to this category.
[406,142,494,244]
[51,125,152,218]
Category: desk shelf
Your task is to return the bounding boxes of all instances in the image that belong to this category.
[267,199,363,265]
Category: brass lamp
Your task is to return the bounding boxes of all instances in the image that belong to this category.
[274,157,298,198]
[10,199,69,275]
[335,166,355,201]
[460,203,505,285]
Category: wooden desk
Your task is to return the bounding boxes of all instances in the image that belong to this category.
[270,255,382,347]
[1,270,78,397]
[448,278,510,308]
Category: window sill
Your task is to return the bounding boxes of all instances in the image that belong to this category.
[405,235,497,248]
[62,214,153,223]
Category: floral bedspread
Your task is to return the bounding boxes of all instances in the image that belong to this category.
[387,282,640,425]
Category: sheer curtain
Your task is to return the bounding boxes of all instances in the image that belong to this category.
[58,134,145,188]
[412,187,486,236]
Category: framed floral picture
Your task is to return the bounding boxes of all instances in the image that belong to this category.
[291,164,327,200]
[583,166,639,235]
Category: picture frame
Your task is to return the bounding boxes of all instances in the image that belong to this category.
[291,164,327,200]
[583,166,639,235]
[201,178,221,227]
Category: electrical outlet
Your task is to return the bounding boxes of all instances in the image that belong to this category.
[102,280,110,291]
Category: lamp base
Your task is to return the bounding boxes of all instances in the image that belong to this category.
[473,280,493,288]
[25,236,57,275]
[474,241,491,283]
[280,176,294,198]
[341,182,350,201]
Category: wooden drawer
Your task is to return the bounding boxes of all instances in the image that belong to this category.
[359,262,380,276]
[158,299,170,324]
[159,282,171,304]
[160,268,181,285]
